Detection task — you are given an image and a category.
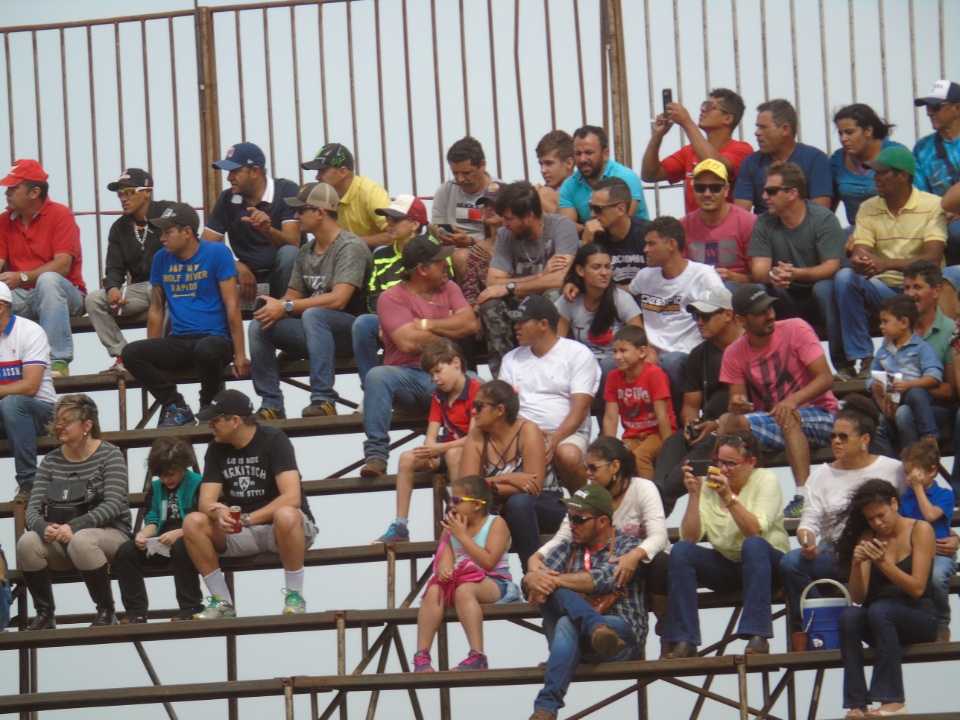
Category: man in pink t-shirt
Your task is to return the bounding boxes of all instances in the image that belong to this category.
[718,284,838,518]
[680,159,756,288]
[360,236,477,476]
[641,89,754,213]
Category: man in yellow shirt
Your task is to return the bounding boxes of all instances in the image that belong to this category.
[302,143,392,249]
[832,146,947,380]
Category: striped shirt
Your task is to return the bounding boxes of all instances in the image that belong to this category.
[25,441,132,537]
[853,188,947,287]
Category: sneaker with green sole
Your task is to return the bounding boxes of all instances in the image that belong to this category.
[282,589,306,615]
[194,596,236,620]
[784,495,805,518]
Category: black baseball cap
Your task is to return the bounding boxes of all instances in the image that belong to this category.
[148,203,200,234]
[302,143,355,172]
[505,295,560,326]
[196,389,255,422]
[401,235,455,271]
[107,168,153,192]
[732,283,778,316]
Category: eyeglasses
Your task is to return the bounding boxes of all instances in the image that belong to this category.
[693,182,725,195]
[701,100,726,113]
[588,203,620,214]
[762,186,793,196]
[473,400,496,412]
[829,432,851,442]
[584,461,611,473]
[117,187,150,197]
[567,513,599,526]
[450,495,486,506]
[711,456,749,471]
[690,308,724,322]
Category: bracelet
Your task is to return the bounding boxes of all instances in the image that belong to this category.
[421,318,428,331]
[725,493,739,509]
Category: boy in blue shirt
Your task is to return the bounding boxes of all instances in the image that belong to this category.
[867,294,943,447]
[900,441,957,642]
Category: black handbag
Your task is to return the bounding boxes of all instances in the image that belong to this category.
[41,474,98,524]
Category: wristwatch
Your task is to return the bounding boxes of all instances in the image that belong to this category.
[283,300,295,316]
[725,494,740,509]
[19,272,28,284]
[241,513,252,528]
[506,282,517,297]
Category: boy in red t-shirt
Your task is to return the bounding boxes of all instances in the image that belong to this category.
[374,338,480,543]
[602,326,677,479]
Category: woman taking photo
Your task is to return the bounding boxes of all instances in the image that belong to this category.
[836,479,937,718]
[529,436,670,623]
[459,380,563,571]
[662,430,789,658]
[779,395,905,633]
[829,104,903,227]
[17,394,132,629]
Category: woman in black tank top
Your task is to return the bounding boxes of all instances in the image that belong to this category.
[834,479,938,717]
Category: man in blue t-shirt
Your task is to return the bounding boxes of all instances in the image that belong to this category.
[122,203,249,427]
[912,80,960,265]
[733,99,832,214]
[201,142,303,307]
[558,125,649,230]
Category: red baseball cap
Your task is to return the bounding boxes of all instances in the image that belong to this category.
[0,159,48,186]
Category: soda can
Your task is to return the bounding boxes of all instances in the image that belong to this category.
[229,506,243,534]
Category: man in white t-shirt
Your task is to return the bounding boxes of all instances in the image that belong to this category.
[628,216,725,415]
[0,282,57,502]
[500,295,601,493]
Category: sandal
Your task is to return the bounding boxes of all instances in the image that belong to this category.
[845,710,868,719]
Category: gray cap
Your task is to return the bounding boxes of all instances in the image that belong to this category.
[284,182,340,211]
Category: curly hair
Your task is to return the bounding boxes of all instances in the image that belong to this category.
[833,478,900,570]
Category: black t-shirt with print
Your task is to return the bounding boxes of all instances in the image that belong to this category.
[202,424,314,521]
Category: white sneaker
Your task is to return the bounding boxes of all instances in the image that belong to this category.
[193,595,236,620]
[282,589,306,615]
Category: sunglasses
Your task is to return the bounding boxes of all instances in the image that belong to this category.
[711,456,749,471]
[567,513,599,526]
[927,103,953,113]
[762,186,793,196]
[296,206,320,214]
[588,203,620,214]
[700,100,726,113]
[583,461,611,473]
[693,182,725,195]
[473,400,496,412]
[829,432,851,442]
[450,495,486,506]
[690,308,724,322]
[117,187,150,197]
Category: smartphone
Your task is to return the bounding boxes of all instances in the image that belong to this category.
[684,420,699,442]
[438,223,456,234]
[689,459,711,477]
[253,297,267,313]
[662,89,673,114]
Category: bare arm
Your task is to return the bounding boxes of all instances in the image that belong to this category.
[733,199,753,212]
[810,196,832,210]
[389,307,478,354]
[147,285,166,339]
[2,253,73,285]
[653,398,673,441]
[219,277,249,378]
[246,470,302,525]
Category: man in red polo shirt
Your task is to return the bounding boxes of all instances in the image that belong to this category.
[0,160,85,377]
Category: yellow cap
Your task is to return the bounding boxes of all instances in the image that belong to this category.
[692,158,729,182]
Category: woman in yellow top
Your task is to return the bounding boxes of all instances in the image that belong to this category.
[661,430,789,658]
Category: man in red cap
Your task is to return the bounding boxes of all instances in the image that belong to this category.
[0,159,86,377]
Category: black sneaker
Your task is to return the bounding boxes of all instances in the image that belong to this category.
[255,406,286,421]
[159,399,196,428]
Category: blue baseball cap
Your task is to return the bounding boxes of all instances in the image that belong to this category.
[213,142,266,171]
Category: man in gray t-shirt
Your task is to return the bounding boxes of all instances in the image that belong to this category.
[249,183,373,419]
[748,162,845,369]
[476,181,579,376]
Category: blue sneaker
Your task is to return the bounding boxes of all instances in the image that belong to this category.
[373,522,410,544]
[784,495,804,518]
[159,400,196,428]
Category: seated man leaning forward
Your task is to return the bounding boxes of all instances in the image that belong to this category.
[121,203,249,427]
[523,484,646,720]
[718,284,838,518]
[249,182,372,420]
[183,390,318,619]
[360,236,477,477]
[500,295,601,494]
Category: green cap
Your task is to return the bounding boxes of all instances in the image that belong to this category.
[563,483,614,517]
[865,146,916,176]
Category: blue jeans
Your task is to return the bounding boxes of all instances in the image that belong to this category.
[351,313,381,386]
[657,351,688,418]
[778,544,849,632]
[265,244,298,298]
[11,272,85,364]
[361,365,435,461]
[932,553,957,631]
[840,601,937,708]
[663,537,784,644]
[874,397,951,458]
[833,268,900,362]
[535,587,640,717]
[0,394,54,490]
[500,491,566,570]
[763,280,845,370]
[249,308,355,409]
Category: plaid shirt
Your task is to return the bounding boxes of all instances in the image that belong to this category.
[542,530,648,643]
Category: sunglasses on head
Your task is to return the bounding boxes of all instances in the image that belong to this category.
[763,186,793,196]
[567,513,599,526]
[693,182,725,195]
[450,496,486,506]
